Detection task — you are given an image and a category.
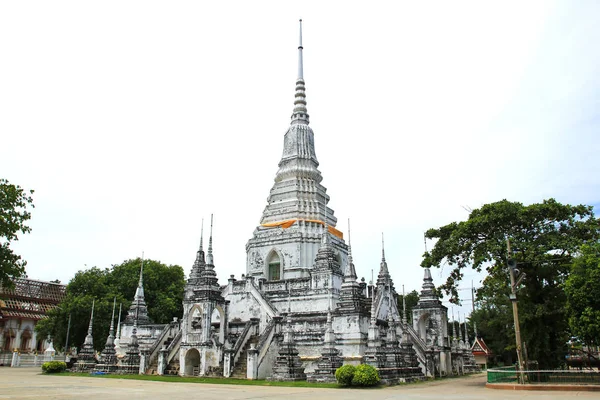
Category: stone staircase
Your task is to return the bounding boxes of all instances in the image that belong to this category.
[145,334,177,375]
[230,334,259,379]
[164,358,180,375]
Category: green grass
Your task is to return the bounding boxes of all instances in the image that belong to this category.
[52,372,342,388]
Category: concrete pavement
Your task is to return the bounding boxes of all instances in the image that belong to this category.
[0,368,597,400]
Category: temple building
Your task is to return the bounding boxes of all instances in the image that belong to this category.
[0,278,65,354]
[105,21,474,382]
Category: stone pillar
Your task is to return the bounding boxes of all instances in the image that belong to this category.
[139,350,148,375]
[223,349,233,378]
[158,347,168,376]
[247,344,258,380]
[11,351,19,367]
[199,346,208,376]
[14,329,22,351]
[178,348,185,377]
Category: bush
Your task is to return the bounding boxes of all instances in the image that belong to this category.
[42,361,67,373]
[335,364,356,386]
[351,364,380,387]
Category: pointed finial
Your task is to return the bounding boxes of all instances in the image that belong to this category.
[291,19,309,125]
[347,218,352,258]
[402,284,407,324]
[138,252,144,287]
[207,214,214,265]
[298,19,303,80]
[381,232,386,261]
[109,297,116,333]
[87,299,95,335]
[424,232,428,252]
[116,303,122,339]
[199,218,204,252]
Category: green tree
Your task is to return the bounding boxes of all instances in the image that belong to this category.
[397,290,419,324]
[565,243,600,346]
[36,258,185,352]
[0,179,34,288]
[422,199,599,368]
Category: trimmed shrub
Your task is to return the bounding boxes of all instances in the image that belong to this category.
[42,361,67,373]
[351,364,380,387]
[335,364,356,386]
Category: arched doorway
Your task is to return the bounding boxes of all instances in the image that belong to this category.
[184,348,200,376]
[266,250,281,281]
[417,313,430,342]
[20,329,32,352]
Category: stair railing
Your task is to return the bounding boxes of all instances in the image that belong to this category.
[146,323,174,368]
[256,316,282,368]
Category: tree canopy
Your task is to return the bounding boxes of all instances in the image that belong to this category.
[396,290,419,324]
[0,179,34,288]
[565,243,600,346]
[422,199,600,368]
[35,258,185,352]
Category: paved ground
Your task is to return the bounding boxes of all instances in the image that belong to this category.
[0,368,597,400]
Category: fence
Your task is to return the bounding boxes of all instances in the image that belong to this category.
[488,366,600,385]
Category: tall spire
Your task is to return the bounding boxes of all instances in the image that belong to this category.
[87,299,95,337]
[199,218,204,252]
[207,214,214,265]
[378,232,389,278]
[343,219,357,281]
[125,253,151,325]
[298,19,303,80]
[116,303,122,340]
[109,297,116,335]
[291,19,309,125]
[135,252,145,299]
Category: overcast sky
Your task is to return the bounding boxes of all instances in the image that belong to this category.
[2,1,599,318]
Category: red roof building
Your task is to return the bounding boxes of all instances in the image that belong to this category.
[0,278,66,353]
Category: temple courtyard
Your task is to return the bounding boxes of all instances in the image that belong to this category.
[0,368,597,399]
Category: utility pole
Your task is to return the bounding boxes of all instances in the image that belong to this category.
[64,313,72,361]
[507,238,525,381]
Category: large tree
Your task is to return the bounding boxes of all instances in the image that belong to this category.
[0,179,34,288]
[565,243,600,347]
[422,199,600,368]
[36,258,185,352]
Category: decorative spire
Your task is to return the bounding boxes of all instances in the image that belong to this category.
[298,19,303,80]
[402,284,407,325]
[109,297,116,335]
[451,308,456,339]
[199,218,204,252]
[135,252,145,300]
[464,315,469,346]
[207,214,214,265]
[125,253,151,325]
[87,299,95,336]
[419,267,437,301]
[291,19,309,125]
[376,233,390,283]
[116,303,122,340]
[343,219,357,281]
